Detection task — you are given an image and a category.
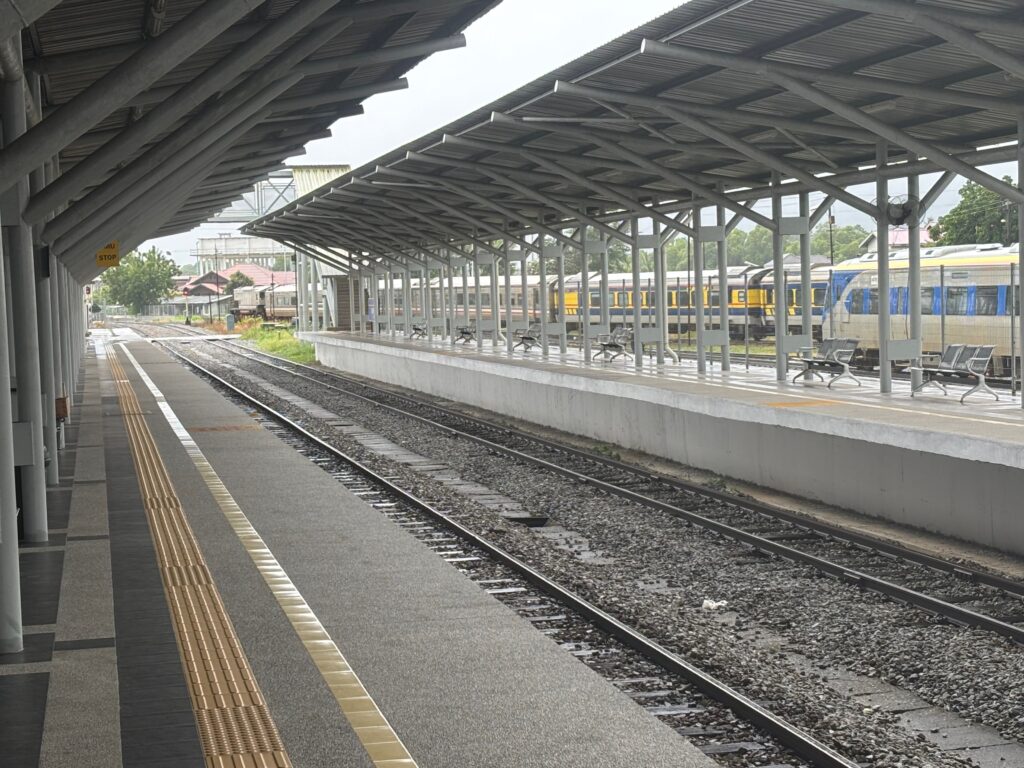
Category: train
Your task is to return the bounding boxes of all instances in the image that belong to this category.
[364,243,1024,374]
[232,284,298,321]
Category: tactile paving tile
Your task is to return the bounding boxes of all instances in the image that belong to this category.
[108,351,291,768]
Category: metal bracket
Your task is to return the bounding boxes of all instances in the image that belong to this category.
[13,421,37,467]
[698,226,725,243]
[636,326,662,344]
[888,339,922,360]
[781,333,813,353]
[780,216,810,236]
[699,329,730,348]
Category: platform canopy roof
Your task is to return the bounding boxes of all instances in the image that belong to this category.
[1,0,501,281]
[244,0,1024,273]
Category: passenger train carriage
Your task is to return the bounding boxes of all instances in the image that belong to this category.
[368,245,1020,375]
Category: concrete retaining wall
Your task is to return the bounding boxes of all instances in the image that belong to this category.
[306,333,1024,556]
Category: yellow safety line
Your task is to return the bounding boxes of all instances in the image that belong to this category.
[109,348,291,768]
[115,343,417,768]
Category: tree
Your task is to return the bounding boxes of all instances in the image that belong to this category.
[224,271,254,294]
[930,177,1018,245]
[101,247,177,314]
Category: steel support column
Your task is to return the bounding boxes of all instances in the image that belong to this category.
[0,133,21,653]
[630,219,642,369]
[717,203,731,371]
[799,193,812,343]
[1019,117,1023,409]
[2,74,46,541]
[693,210,706,374]
[908,174,923,391]
[772,174,786,383]
[877,144,892,394]
[580,226,591,363]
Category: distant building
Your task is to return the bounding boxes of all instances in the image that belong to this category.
[193,235,295,274]
[182,264,296,297]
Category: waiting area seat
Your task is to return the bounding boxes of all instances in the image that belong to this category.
[792,338,861,388]
[512,323,542,352]
[409,324,427,340]
[596,327,633,362]
[455,325,476,344]
[911,344,998,403]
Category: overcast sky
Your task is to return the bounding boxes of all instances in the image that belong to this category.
[141,0,1014,264]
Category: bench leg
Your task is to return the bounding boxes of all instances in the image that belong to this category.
[960,374,999,404]
[827,364,862,389]
[791,366,825,385]
[910,377,946,398]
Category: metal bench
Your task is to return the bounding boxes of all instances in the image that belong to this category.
[912,344,998,403]
[909,344,965,398]
[512,323,542,352]
[455,325,476,344]
[792,338,861,388]
[595,327,633,362]
[408,324,426,340]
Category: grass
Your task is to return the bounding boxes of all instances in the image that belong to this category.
[239,319,317,364]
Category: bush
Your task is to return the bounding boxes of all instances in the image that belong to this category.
[241,321,316,364]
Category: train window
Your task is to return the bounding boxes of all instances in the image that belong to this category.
[708,292,720,307]
[645,291,656,307]
[812,288,826,306]
[867,288,879,314]
[920,288,935,315]
[848,289,864,314]
[589,290,602,307]
[481,294,491,307]
[615,291,627,307]
[675,290,690,308]
[975,286,999,316]
[734,289,746,304]
[945,286,968,315]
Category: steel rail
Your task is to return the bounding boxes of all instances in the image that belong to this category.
[185,335,1024,644]
[158,341,859,768]
[204,336,1024,602]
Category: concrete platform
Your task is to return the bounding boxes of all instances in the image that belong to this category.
[2,331,712,768]
[305,331,1024,557]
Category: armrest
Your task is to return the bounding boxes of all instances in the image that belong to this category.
[833,349,855,363]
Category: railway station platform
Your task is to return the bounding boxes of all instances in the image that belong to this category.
[304,331,1024,558]
[3,331,712,768]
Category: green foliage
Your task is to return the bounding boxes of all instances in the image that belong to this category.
[178,262,198,276]
[664,222,869,269]
[224,271,254,294]
[240,321,316,364]
[100,247,177,314]
[929,178,1018,245]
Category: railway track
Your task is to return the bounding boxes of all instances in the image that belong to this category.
[170,333,1024,650]
[155,340,854,768]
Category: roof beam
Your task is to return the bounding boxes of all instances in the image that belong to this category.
[492,112,777,230]
[812,0,1024,37]
[26,0,479,75]
[442,133,697,236]
[25,0,348,224]
[639,39,1023,114]
[554,81,879,219]
[0,0,62,47]
[769,72,1024,205]
[549,79,877,145]
[406,149,631,242]
[0,0,266,197]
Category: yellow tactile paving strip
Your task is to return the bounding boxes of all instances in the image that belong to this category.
[115,343,418,768]
[109,348,291,768]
